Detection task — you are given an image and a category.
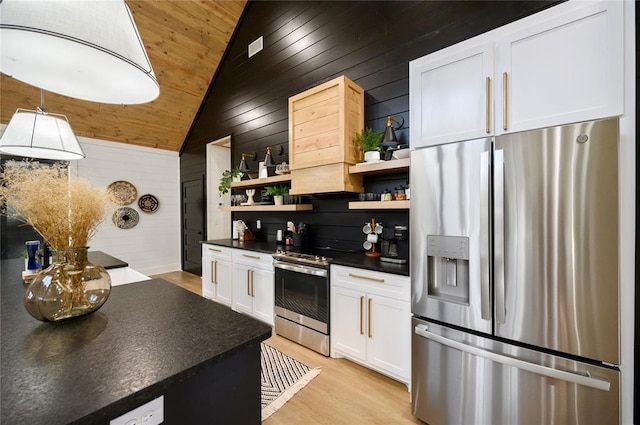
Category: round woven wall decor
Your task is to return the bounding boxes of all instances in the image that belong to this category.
[138,194,159,213]
[112,207,139,229]
[107,180,137,205]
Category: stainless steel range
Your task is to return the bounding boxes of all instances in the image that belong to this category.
[272,249,332,356]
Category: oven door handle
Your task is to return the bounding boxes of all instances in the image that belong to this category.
[273,260,328,278]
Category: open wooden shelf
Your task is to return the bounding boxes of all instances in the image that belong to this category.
[220,204,313,212]
[348,200,410,210]
[349,158,410,175]
[230,174,291,189]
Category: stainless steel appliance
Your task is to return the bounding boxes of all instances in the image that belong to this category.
[410,118,620,424]
[273,250,332,356]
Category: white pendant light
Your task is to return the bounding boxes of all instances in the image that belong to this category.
[0,0,159,105]
[0,91,85,161]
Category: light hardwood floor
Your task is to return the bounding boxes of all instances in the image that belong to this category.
[151,271,425,425]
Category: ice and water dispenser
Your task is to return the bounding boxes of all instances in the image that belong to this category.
[426,235,470,305]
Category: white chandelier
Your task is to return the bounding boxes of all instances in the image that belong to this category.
[0,0,159,105]
[0,90,85,161]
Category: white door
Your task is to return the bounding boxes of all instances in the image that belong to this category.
[206,136,232,240]
[215,258,234,306]
[331,286,367,362]
[232,263,253,315]
[252,267,275,325]
[495,1,623,134]
[410,41,494,148]
[201,255,216,300]
[367,294,411,381]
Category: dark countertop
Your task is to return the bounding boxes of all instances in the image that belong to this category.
[330,253,410,277]
[87,250,128,269]
[202,239,409,276]
[202,239,277,255]
[0,258,272,425]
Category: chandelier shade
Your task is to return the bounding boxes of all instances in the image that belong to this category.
[0,108,85,161]
[0,0,159,105]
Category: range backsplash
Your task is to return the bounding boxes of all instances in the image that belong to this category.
[233,194,409,258]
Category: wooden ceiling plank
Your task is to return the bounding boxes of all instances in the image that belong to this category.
[0,1,246,152]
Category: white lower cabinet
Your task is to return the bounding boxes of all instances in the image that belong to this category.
[201,244,274,325]
[232,250,274,326]
[330,265,411,385]
[201,244,233,306]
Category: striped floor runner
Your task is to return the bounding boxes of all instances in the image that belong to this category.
[261,343,321,421]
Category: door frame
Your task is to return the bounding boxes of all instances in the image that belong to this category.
[206,136,232,240]
[181,177,205,275]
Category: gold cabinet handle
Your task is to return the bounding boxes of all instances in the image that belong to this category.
[348,273,384,283]
[368,298,372,338]
[485,76,491,134]
[243,254,260,260]
[208,247,222,252]
[211,260,218,284]
[502,72,508,131]
[359,296,364,335]
[247,269,251,296]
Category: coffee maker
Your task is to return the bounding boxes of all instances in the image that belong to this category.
[380,225,408,264]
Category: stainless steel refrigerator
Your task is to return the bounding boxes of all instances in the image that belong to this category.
[410,118,620,425]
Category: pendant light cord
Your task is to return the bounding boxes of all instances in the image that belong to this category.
[37,89,46,114]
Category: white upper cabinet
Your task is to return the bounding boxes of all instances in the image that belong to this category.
[496,1,623,134]
[410,42,494,147]
[410,0,624,148]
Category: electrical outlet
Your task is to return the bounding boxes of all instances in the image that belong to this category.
[110,395,164,425]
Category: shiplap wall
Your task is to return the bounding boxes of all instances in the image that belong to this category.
[180,1,559,265]
[72,137,181,276]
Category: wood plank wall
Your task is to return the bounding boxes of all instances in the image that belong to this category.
[180,0,559,254]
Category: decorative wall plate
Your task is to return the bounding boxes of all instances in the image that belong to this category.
[107,180,137,205]
[112,207,139,229]
[138,194,159,213]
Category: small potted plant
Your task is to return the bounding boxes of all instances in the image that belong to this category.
[265,185,289,206]
[355,127,384,162]
[218,168,243,195]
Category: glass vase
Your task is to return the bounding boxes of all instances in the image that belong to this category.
[23,247,111,322]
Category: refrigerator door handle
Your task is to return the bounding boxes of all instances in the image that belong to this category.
[494,149,506,323]
[414,324,611,391]
[480,151,491,320]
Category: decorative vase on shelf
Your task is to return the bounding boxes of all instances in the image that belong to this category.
[25,240,40,271]
[23,247,111,322]
[245,189,255,205]
[364,151,380,162]
[273,195,284,206]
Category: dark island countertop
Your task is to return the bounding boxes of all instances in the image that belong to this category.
[202,239,409,276]
[0,258,272,425]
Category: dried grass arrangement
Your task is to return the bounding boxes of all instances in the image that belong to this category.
[0,161,111,250]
